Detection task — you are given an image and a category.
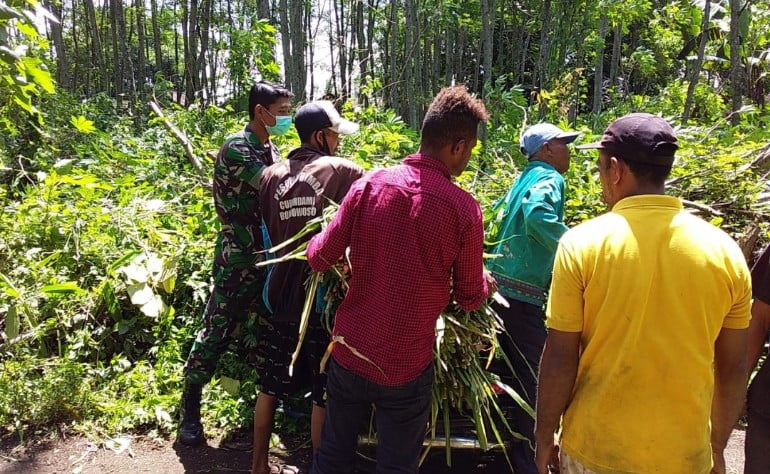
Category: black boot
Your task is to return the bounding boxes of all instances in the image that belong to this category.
[178,382,205,446]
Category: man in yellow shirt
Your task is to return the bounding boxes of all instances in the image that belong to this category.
[534,113,752,474]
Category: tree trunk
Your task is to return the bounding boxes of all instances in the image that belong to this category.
[70,0,80,92]
[729,0,744,125]
[292,0,307,100]
[389,0,398,111]
[609,21,622,92]
[431,28,440,94]
[197,0,212,104]
[356,0,367,105]
[683,0,710,124]
[136,0,147,97]
[421,28,430,112]
[329,8,338,97]
[444,24,454,86]
[345,0,356,98]
[536,0,551,93]
[365,0,378,104]
[109,0,122,99]
[174,0,183,104]
[150,0,163,78]
[332,0,346,99]
[116,0,135,107]
[404,0,418,127]
[307,1,315,100]
[456,28,465,85]
[519,30,530,86]
[482,0,495,91]
[591,15,608,115]
[480,0,496,143]
[279,0,292,93]
[182,0,200,104]
[46,0,69,90]
[258,0,270,21]
[83,0,105,91]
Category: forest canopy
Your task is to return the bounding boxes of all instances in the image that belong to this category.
[0,0,768,442]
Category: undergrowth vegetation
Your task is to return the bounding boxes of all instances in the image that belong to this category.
[1,88,768,444]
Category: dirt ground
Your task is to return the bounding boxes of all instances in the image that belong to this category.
[0,428,747,474]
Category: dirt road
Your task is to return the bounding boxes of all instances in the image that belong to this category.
[0,428,747,473]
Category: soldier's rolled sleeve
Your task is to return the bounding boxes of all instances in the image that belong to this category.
[225,142,266,190]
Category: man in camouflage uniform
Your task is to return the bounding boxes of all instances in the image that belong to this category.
[179,80,294,447]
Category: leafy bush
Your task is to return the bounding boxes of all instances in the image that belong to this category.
[0,358,94,436]
[0,88,767,444]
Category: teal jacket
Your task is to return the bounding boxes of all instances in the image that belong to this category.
[488,161,568,306]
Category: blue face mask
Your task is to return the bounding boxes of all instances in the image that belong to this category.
[265,112,293,136]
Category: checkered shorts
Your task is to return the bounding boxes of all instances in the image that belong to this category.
[258,314,329,407]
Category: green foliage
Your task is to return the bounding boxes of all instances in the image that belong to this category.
[0,97,217,437]
[226,20,281,111]
[336,105,419,169]
[0,0,766,451]
[0,358,94,434]
[0,0,55,132]
[0,81,768,447]
[654,80,727,122]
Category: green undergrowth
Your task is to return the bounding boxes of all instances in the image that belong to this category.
[0,91,768,444]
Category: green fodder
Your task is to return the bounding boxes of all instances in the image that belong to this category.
[259,203,532,468]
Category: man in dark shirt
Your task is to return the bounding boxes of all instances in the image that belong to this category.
[179,81,293,447]
[307,86,495,474]
[252,101,364,474]
[746,242,770,473]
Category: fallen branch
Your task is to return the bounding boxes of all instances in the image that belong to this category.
[148,100,207,180]
[681,199,724,216]
[739,223,761,261]
[0,327,41,352]
[739,143,770,173]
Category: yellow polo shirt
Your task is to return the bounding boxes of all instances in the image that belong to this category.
[546,195,751,474]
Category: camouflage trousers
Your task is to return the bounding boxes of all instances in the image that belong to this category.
[183,261,269,385]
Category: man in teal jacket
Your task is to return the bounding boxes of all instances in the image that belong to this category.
[488,123,578,473]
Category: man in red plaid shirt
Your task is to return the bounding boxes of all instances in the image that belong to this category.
[307,85,495,474]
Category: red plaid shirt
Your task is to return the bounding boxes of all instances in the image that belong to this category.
[307,153,489,386]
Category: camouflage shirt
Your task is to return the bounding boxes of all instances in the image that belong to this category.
[213,125,280,267]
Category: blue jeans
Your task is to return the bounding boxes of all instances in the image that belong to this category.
[311,358,433,474]
[494,299,546,474]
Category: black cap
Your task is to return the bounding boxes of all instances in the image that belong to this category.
[577,113,678,165]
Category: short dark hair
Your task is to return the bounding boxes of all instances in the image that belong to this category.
[601,153,672,186]
[248,80,293,119]
[621,158,672,186]
[420,86,489,148]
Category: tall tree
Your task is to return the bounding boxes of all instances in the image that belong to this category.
[609,22,623,91]
[536,0,552,94]
[46,0,69,90]
[480,0,496,141]
[83,0,105,91]
[728,0,745,124]
[388,0,398,110]
[150,0,164,78]
[109,0,123,99]
[404,0,418,127]
[683,0,711,124]
[591,14,608,115]
[197,0,212,104]
[136,0,148,97]
[258,0,270,20]
[279,0,307,100]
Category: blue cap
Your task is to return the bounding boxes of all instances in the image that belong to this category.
[520,123,580,157]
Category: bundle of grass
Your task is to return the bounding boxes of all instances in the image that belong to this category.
[258,203,531,466]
